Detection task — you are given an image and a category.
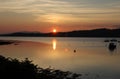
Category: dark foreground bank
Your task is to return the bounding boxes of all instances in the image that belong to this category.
[0,55,81,79]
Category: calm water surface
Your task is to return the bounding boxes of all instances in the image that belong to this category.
[0,37,120,79]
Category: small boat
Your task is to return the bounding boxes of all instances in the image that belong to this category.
[104,40,110,42]
[110,39,117,42]
[108,43,116,51]
[104,39,118,42]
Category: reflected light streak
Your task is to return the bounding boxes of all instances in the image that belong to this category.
[53,39,57,50]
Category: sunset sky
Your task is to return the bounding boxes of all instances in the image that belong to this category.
[0,0,120,33]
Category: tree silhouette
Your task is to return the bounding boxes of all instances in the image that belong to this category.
[0,55,82,79]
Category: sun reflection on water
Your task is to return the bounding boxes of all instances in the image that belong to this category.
[53,39,57,50]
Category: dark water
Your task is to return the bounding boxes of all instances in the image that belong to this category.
[0,37,120,79]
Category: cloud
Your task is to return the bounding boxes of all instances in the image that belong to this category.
[0,11,37,26]
[0,0,120,27]
[0,0,120,16]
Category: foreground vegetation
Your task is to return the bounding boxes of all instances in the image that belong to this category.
[0,55,81,79]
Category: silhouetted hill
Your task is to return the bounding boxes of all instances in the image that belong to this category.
[0,28,120,37]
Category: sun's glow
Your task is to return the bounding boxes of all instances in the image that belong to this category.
[53,29,57,33]
[38,14,62,23]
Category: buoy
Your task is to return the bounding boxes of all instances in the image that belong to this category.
[74,50,76,53]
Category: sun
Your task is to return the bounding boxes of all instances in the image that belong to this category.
[53,29,57,33]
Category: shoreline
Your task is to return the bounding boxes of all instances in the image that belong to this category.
[0,40,19,45]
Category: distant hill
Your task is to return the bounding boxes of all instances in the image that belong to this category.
[0,28,120,37]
